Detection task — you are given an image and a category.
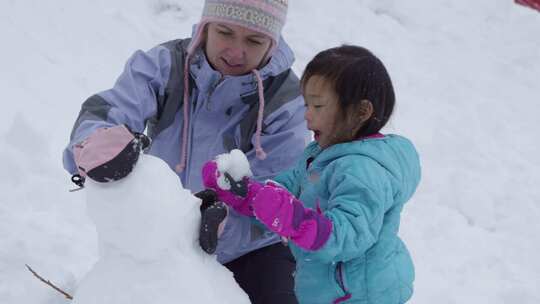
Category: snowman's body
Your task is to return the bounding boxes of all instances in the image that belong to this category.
[73,155,249,304]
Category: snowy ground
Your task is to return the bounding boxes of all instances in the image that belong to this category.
[1,0,539,303]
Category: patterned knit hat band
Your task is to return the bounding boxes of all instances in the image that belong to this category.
[201,0,288,44]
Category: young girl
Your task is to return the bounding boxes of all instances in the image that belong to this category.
[203,45,421,304]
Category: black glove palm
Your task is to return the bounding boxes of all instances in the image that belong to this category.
[195,189,227,255]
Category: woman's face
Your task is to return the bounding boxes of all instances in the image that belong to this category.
[205,23,272,76]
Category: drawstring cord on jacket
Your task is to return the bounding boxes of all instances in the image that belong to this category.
[175,53,267,173]
[251,69,267,160]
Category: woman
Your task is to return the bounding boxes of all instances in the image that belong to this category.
[63,1,306,303]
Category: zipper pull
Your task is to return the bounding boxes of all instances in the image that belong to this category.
[206,75,225,110]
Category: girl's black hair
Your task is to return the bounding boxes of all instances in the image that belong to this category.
[301,45,395,138]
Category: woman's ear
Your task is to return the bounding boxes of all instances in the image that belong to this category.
[201,24,209,49]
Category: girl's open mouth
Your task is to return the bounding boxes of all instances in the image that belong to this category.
[313,130,320,141]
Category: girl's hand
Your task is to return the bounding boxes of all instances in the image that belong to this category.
[201,150,262,217]
[252,182,333,251]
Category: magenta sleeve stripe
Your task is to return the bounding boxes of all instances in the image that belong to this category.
[309,216,332,251]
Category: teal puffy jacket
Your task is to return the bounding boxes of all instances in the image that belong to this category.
[273,134,421,304]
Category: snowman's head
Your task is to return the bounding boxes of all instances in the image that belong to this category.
[86,155,200,261]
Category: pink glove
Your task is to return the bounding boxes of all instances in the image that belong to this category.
[201,160,262,217]
[72,124,150,188]
[252,182,333,251]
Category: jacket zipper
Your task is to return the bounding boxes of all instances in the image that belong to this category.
[333,261,353,303]
[336,262,348,295]
[206,75,225,110]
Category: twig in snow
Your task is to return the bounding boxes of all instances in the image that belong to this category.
[25,264,73,300]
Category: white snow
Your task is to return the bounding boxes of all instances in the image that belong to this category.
[215,149,253,190]
[1,0,539,303]
[73,155,248,304]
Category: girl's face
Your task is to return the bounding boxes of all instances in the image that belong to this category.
[303,75,341,149]
[205,23,272,76]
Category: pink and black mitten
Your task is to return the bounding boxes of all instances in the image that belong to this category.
[201,150,263,217]
[252,182,333,251]
[71,124,150,188]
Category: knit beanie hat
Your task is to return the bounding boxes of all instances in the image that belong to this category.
[176,0,288,173]
[187,0,288,58]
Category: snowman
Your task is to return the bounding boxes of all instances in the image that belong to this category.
[72,155,249,304]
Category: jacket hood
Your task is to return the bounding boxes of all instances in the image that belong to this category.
[306,135,421,204]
